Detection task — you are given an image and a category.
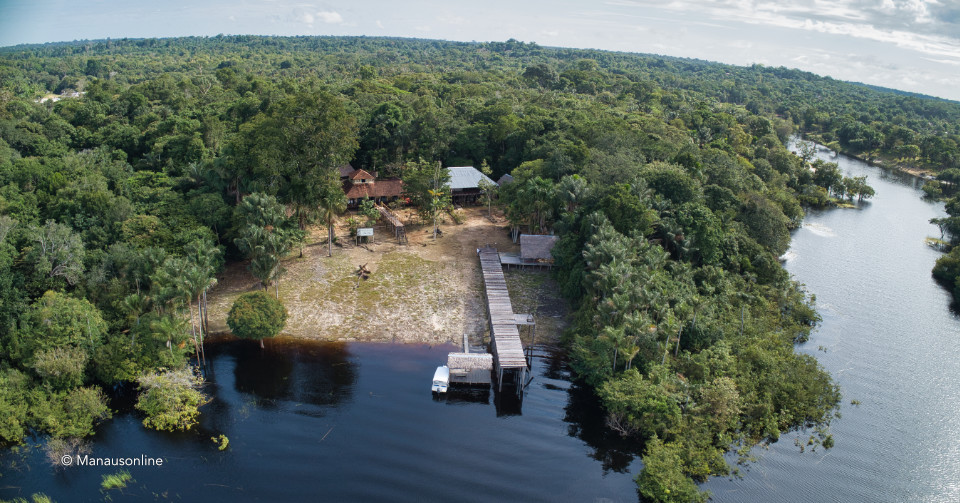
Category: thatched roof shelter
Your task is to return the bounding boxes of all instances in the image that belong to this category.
[520,234,558,262]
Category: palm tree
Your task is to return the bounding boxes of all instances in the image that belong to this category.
[184,239,222,333]
[317,183,346,257]
[150,313,189,362]
[151,257,200,362]
[557,174,588,214]
[184,264,218,366]
[599,325,628,373]
[121,292,148,348]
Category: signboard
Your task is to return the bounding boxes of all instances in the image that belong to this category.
[357,228,374,237]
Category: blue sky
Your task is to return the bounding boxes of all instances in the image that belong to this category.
[2,0,960,100]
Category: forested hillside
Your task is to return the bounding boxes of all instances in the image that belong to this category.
[2,35,953,501]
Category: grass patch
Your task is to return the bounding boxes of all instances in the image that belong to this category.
[292,250,466,341]
[101,470,132,490]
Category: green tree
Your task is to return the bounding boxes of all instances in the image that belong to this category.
[135,367,210,431]
[16,291,107,369]
[598,368,682,439]
[234,193,304,292]
[636,437,707,503]
[317,179,347,257]
[227,291,288,348]
[738,193,791,256]
[26,220,85,287]
[38,386,112,439]
[402,159,451,239]
[358,198,380,227]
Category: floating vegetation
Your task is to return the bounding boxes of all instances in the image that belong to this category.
[100,470,132,490]
[211,434,230,451]
[925,237,949,251]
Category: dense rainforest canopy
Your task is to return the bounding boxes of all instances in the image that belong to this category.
[1,35,954,501]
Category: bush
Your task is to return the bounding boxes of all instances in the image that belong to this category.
[227,291,288,347]
[32,346,88,390]
[135,367,209,432]
[38,386,112,438]
[345,216,361,237]
[636,437,707,503]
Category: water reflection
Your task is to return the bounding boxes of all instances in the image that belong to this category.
[214,339,357,407]
[564,382,643,474]
[2,340,642,503]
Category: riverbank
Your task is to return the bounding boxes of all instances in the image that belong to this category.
[206,206,568,345]
[799,134,936,179]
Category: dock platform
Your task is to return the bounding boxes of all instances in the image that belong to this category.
[479,246,528,392]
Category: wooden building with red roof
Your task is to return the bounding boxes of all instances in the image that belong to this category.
[342,169,403,207]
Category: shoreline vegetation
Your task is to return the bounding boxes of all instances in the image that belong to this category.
[7,34,960,502]
[801,134,936,179]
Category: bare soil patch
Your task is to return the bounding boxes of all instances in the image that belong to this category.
[206,206,566,345]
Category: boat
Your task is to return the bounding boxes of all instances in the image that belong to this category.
[431,365,449,393]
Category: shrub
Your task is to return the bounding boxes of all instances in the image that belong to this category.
[227,291,288,347]
[135,367,209,432]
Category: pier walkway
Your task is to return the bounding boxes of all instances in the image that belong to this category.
[478,246,528,391]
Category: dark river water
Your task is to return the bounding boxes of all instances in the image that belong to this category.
[703,143,960,502]
[1,339,643,502]
[3,145,958,503]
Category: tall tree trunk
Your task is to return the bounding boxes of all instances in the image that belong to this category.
[202,289,209,333]
[196,294,206,366]
[189,301,200,362]
[328,222,334,257]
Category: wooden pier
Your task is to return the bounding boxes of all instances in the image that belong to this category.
[377,204,407,244]
[479,246,528,393]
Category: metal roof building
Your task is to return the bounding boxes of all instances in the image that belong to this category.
[447,166,496,190]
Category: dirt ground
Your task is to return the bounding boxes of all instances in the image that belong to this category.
[206,206,568,346]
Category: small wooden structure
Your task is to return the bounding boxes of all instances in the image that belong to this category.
[377,204,407,244]
[479,246,528,393]
[519,234,558,267]
[446,353,493,385]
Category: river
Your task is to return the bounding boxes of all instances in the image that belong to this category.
[3,145,957,502]
[703,143,960,502]
[1,338,644,502]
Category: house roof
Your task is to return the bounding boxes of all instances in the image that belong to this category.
[343,179,403,199]
[447,166,496,190]
[350,169,375,180]
[520,234,558,261]
[338,163,356,178]
[497,173,514,186]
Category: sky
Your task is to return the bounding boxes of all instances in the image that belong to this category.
[2,0,960,101]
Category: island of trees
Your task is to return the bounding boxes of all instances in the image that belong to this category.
[2,35,954,501]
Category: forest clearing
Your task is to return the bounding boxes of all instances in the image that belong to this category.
[206,206,565,344]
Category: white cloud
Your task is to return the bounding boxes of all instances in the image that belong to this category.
[316,11,343,24]
[922,56,960,66]
[437,13,466,25]
[376,20,384,29]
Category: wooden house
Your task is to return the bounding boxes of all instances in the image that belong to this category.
[342,169,403,208]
